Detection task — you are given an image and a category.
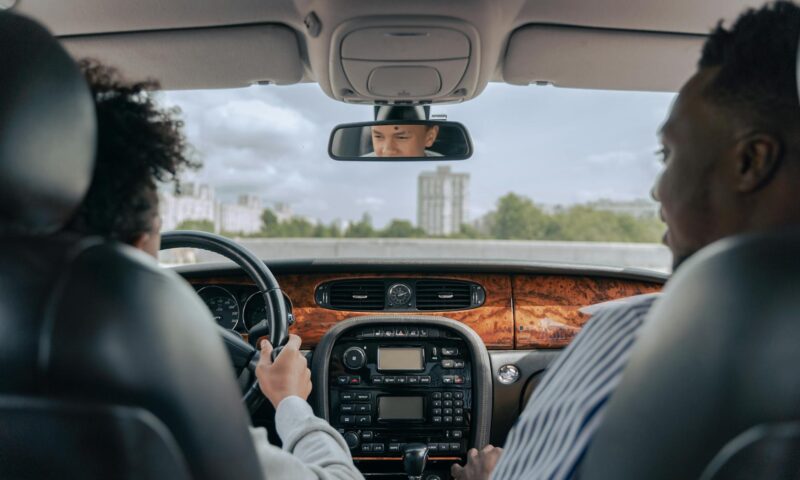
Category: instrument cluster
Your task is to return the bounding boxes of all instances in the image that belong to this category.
[195,284,293,334]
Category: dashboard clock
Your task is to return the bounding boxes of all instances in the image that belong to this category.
[387,283,412,306]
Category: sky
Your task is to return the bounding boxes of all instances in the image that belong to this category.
[160,82,676,228]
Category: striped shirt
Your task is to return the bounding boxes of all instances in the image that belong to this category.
[491,293,661,480]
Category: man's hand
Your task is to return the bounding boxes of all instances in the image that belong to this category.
[450,445,504,480]
[256,334,312,408]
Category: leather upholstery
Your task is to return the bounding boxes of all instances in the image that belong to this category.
[0,11,263,479]
[0,12,95,236]
[581,230,800,479]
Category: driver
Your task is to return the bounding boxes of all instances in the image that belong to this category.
[65,60,364,480]
[366,124,442,157]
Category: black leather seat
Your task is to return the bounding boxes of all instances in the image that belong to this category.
[0,12,263,480]
[581,230,800,480]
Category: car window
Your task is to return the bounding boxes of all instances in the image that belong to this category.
[157,83,674,272]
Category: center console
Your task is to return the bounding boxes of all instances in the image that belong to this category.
[313,316,492,479]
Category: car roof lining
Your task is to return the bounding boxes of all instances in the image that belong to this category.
[13,0,763,97]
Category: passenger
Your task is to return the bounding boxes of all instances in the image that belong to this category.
[452,2,800,479]
[66,60,364,480]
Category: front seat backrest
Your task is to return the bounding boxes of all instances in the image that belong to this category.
[581,230,800,480]
[0,11,263,480]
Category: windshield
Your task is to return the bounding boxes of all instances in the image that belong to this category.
[157,83,673,272]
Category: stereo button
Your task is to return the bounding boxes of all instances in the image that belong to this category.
[442,376,454,384]
[442,360,455,368]
[340,415,355,425]
[428,443,439,452]
[433,416,442,424]
[452,430,463,439]
[371,376,383,385]
[341,392,355,401]
[388,443,402,453]
[355,393,371,402]
[341,404,355,413]
[407,376,420,384]
[344,432,359,449]
[442,347,459,356]
[356,404,370,414]
[444,416,453,424]
[420,376,432,384]
[454,392,464,399]
[373,443,385,453]
[356,415,371,426]
[443,392,453,400]
[361,431,373,440]
[343,347,367,370]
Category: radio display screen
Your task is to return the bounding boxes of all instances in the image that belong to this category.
[377,347,424,371]
[378,396,424,421]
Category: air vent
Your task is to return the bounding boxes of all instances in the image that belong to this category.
[415,280,472,310]
[325,280,385,310]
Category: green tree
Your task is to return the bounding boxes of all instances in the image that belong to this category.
[260,208,278,234]
[553,206,663,242]
[380,219,426,238]
[345,213,375,238]
[490,193,556,240]
[176,219,215,233]
[280,217,316,237]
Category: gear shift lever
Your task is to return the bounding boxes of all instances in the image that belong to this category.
[402,443,429,480]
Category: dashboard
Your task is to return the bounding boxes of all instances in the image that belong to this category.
[178,260,664,479]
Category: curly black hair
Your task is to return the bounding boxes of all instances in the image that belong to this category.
[66,60,199,244]
[699,1,800,132]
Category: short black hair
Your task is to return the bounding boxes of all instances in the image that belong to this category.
[699,1,800,132]
[67,60,199,243]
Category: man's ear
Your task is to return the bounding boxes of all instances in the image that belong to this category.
[425,125,440,148]
[734,132,783,193]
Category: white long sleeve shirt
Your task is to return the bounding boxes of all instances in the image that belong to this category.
[250,396,365,480]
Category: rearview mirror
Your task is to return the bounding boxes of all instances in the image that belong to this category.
[328,120,473,161]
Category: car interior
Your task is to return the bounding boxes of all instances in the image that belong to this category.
[2,1,800,479]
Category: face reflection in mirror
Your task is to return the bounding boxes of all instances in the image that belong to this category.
[370,124,440,157]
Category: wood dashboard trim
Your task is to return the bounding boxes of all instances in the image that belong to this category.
[187,272,663,350]
[512,275,662,349]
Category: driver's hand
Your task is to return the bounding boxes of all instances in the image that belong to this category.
[450,445,504,480]
[256,334,312,408]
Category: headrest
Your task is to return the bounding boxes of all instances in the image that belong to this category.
[0,11,96,236]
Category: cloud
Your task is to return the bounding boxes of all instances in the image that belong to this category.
[356,196,386,211]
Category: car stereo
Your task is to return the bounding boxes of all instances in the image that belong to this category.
[327,325,473,458]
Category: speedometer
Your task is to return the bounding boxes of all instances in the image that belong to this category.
[242,291,294,332]
[197,286,240,330]
[243,291,269,332]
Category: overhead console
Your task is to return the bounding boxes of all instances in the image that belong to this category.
[312,316,492,479]
[328,17,482,105]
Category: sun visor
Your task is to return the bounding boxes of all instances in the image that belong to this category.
[503,25,705,92]
[63,24,304,90]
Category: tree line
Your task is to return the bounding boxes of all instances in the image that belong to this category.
[177,193,664,243]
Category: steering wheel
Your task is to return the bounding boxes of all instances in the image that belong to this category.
[160,230,290,415]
